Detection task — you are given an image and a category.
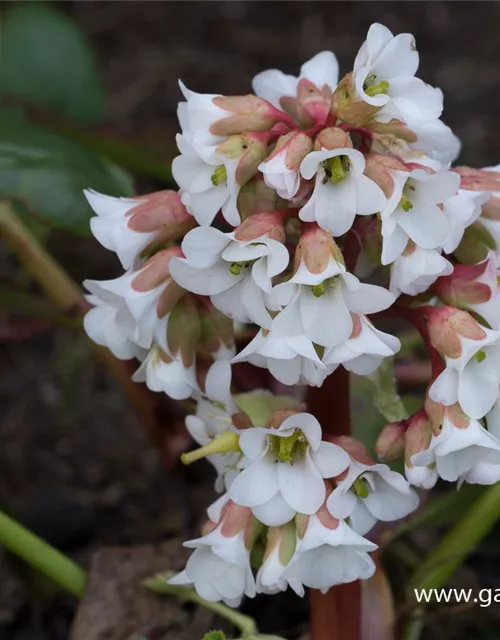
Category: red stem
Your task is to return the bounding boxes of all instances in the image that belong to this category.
[307,367,360,640]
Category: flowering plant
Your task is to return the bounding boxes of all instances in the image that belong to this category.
[80,22,500,639]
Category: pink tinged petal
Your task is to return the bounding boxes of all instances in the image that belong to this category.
[300,287,352,348]
[326,486,358,519]
[251,493,296,526]
[458,359,499,419]
[310,442,350,478]
[428,367,459,406]
[279,412,322,450]
[229,456,279,507]
[354,174,387,215]
[277,452,325,514]
[343,283,395,314]
[300,51,339,90]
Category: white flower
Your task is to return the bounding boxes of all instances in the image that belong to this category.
[228,413,349,526]
[327,458,419,535]
[252,51,339,111]
[299,147,386,236]
[429,326,500,419]
[380,168,460,264]
[187,361,241,490]
[177,81,230,147]
[258,131,312,200]
[170,220,288,328]
[85,189,192,270]
[132,345,196,400]
[441,189,490,254]
[323,314,400,375]
[232,328,328,387]
[353,23,443,127]
[389,244,453,297]
[283,511,376,595]
[269,253,395,349]
[411,410,500,485]
[256,523,300,595]
[172,134,240,227]
[83,294,144,360]
[404,463,438,490]
[169,500,257,607]
[410,119,461,167]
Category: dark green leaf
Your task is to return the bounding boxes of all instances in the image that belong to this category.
[0,107,133,235]
[0,3,106,123]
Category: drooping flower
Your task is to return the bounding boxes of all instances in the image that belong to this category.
[327,437,418,535]
[411,404,500,485]
[85,189,194,270]
[228,411,349,526]
[170,213,289,328]
[256,521,299,595]
[283,508,377,594]
[269,227,395,349]
[299,128,387,236]
[132,344,197,400]
[389,242,453,297]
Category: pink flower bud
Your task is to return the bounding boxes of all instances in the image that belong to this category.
[314,126,352,152]
[216,132,269,186]
[127,190,195,241]
[375,421,406,461]
[234,211,286,244]
[444,403,471,430]
[293,224,344,275]
[259,131,313,199]
[427,306,487,358]
[210,94,291,137]
[238,176,284,220]
[424,392,444,435]
[266,409,301,429]
[404,410,433,465]
[330,73,381,126]
[330,435,375,466]
[219,501,254,538]
[367,120,418,143]
[454,166,500,192]
[434,254,496,309]
[279,78,332,128]
[364,153,408,198]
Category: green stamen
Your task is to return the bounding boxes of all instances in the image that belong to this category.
[399,195,414,212]
[311,283,326,297]
[353,476,370,499]
[324,156,348,183]
[211,165,227,186]
[270,430,307,463]
[229,262,244,275]
[364,80,390,97]
[475,349,487,363]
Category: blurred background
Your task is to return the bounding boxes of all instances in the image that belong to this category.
[1,2,500,639]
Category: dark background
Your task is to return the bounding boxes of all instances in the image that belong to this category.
[1,2,500,639]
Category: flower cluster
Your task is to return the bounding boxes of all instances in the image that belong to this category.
[82,22,500,604]
[170,369,417,605]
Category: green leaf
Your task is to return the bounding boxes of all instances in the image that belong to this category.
[202,632,226,640]
[370,359,409,423]
[0,107,133,235]
[0,3,106,123]
[234,390,301,427]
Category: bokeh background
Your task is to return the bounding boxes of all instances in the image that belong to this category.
[1,2,500,639]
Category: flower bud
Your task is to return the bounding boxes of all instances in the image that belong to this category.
[210,94,291,137]
[444,403,471,429]
[216,132,269,186]
[330,435,375,466]
[364,153,408,198]
[293,224,344,275]
[427,305,487,359]
[259,131,313,199]
[330,73,380,126]
[367,120,418,143]
[404,410,437,489]
[266,409,300,429]
[314,126,352,152]
[280,78,332,128]
[454,220,497,265]
[434,254,498,325]
[126,190,195,240]
[167,294,201,367]
[198,302,235,358]
[375,421,406,461]
[454,166,500,192]
[234,211,286,244]
[237,177,285,220]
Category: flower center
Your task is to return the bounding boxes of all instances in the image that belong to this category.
[269,429,308,463]
[363,73,390,97]
[474,349,487,363]
[211,165,227,186]
[323,156,350,184]
[309,275,341,297]
[399,180,416,212]
[352,476,370,498]
[228,260,255,275]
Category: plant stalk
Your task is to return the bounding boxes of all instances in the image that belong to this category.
[0,509,87,597]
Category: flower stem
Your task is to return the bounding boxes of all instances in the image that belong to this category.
[307,367,360,640]
[0,509,87,597]
[144,574,257,636]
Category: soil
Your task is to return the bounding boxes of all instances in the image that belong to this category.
[1,2,500,639]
